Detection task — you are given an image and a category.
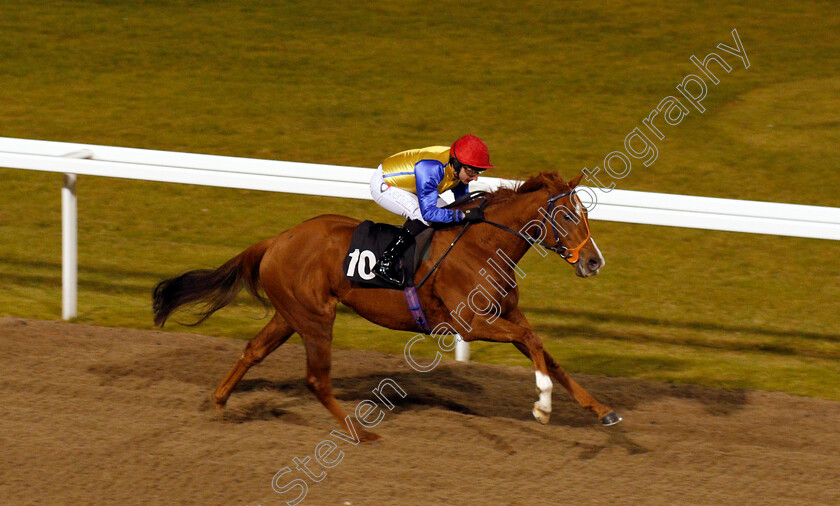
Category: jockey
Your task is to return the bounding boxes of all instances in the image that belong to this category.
[369,134,492,286]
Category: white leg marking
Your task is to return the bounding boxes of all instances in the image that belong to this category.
[532,370,553,424]
[535,370,553,413]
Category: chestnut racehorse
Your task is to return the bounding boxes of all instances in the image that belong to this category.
[153,172,621,441]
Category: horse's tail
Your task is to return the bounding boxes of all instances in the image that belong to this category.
[152,239,273,327]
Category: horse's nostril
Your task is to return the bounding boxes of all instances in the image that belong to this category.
[588,258,600,270]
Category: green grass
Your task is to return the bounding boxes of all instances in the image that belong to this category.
[1,1,838,400]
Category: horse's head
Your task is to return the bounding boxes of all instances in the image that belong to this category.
[549,173,604,278]
[499,172,604,278]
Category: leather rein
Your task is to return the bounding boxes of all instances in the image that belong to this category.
[415,190,590,289]
[478,189,591,264]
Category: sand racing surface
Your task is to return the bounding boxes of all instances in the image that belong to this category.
[2,317,838,505]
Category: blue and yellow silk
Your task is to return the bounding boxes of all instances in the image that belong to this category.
[380,146,467,223]
[381,146,460,194]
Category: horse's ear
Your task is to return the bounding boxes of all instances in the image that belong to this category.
[569,173,584,189]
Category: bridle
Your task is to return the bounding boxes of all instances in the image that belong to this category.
[541,190,592,263]
[481,189,591,264]
[416,189,591,290]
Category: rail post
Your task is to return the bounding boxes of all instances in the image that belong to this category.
[455,336,469,362]
[60,149,93,320]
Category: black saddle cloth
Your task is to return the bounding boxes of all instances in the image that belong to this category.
[343,221,433,289]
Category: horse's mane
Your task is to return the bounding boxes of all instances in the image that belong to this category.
[483,172,572,207]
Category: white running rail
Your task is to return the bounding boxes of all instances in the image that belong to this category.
[2,137,839,361]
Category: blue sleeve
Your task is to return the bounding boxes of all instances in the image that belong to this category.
[451,183,468,200]
[414,159,461,223]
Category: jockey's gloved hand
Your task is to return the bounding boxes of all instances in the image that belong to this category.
[462,207,484,223]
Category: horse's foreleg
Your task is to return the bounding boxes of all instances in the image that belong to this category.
[456,315,554,424]
[214,314,294,408]
[512,341,618,423]
[300,332,382,443]
[507,310,621,426]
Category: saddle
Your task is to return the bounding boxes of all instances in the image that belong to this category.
[343,221,435,332]
[343,192,486,332]
[343,221,434,289]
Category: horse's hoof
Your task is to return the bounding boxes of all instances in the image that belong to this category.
[601,411,622,426]
[532,405,551,425]
[359,430,383,443]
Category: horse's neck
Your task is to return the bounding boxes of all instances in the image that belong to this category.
[473,190,548,265]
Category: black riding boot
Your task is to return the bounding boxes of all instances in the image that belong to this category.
[372,227,415,286]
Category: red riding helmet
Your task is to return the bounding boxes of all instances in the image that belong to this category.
[451,134,494,170]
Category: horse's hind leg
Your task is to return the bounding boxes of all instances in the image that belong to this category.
[214,313,295,408]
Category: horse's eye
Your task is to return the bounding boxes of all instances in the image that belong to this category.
[563,214,573,222]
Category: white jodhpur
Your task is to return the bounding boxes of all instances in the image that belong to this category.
[369,166,425,223]
[369,166,450,226]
